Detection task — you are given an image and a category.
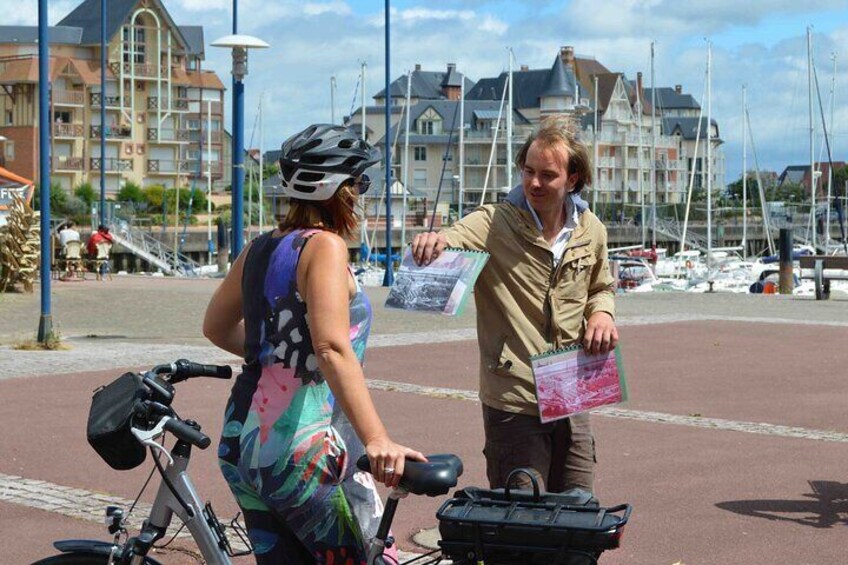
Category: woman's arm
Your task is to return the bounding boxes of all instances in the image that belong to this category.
[299,232,425,487]
[203,245,249,357]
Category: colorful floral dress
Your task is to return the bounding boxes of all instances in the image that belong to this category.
[218,229,385,564]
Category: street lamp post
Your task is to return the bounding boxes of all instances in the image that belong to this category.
[37,0,53,343]
[211,34,269,260]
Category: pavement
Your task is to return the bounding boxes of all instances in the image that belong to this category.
[1,277,847,564]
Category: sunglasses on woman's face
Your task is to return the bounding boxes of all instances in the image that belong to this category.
[354,174,371,195]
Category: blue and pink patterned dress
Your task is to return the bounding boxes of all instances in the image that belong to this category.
[218,229,387,564]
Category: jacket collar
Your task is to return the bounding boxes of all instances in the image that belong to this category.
[504,184,590,241]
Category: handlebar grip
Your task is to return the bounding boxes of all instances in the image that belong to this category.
[163,419,211,449]
[171,359,233,383]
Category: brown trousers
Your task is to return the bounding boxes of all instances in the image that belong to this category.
[481,404,595,493]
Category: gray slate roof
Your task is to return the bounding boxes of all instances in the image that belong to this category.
[663,117,720,141]
[0,25,83,44]
[540,54,574,98]
[643,87,700,110]
[58,0,189,51]
[374,69,475,100]
[376,99,531,145]
[179,26,204,56]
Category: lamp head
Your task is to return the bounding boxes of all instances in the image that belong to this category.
[211,35,269,81]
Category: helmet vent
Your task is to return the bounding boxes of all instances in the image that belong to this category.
[294,183,317,193]
[298,171,325,182]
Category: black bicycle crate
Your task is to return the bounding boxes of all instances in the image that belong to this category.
[437,482,630,564]
[87,372,149,470]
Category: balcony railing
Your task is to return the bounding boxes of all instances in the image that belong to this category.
[90,125,132,140]
[90,93,123,108]
[52,156,85,171]
[147,128,190,142]
[148,96,189,111]
[147,159,193,174]
[52,90,85,106]
[110,61,158,78]
[90,157,133,172]
[53,123,84,138]
[187,161,224,177]
[187,129,223,143]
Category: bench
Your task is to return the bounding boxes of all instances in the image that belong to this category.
[799,255,848,300]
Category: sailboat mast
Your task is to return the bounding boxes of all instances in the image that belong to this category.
[706,40,712,276]
[636,73,645,248]
[402,69,411,248]
[259,93,264,234]
[650,41,657,247]
[825,52,836,250]
[742,85,747,259]
[360,61,368,252]
[807,27,816,250]
[330,75,337,124]
[593,74,599,217]
[459,71,465,218]
[507,48,514,190]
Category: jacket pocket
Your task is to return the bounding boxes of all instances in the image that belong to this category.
[559,254,597,301]
[493,338,532,380]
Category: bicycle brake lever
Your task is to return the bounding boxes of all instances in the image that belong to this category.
[131,417,175,465]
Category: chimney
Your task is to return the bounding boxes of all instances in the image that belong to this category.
[560,46,575,67]
[520,64,529,72]
[636,72,643,103]
[446,63,456,73]
[415,64,421,71]
[674,84,682,94]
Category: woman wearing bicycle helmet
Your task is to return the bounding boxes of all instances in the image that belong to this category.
[204,124,425,564]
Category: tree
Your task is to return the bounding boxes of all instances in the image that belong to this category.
[31,182,68,212]
[118,181,145,204]
[74,182,96,207]
[143,185,166,212]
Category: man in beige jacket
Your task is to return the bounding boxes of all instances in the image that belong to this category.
[412,116,618,494]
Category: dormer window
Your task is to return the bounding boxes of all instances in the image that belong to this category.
[416,108,442,135]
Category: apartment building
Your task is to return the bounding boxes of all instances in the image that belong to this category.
[344,47,725,215]
[0,0,225,193]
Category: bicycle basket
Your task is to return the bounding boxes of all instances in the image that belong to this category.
[437,470,630,564]
[86,372,149,470]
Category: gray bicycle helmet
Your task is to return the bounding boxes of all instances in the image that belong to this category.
[278,123,382,201]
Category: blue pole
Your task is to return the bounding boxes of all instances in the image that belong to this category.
[382,0,394,286]
[100,0,106,226]
[230,0,244,259]
[37,0,53,342]
[232,78,244,258]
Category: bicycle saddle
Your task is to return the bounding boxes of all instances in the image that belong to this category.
[356,454,463,497]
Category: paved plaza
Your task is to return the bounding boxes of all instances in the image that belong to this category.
[0,277,846,563]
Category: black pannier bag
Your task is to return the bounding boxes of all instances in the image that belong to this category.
[437,468,630,565]
[87,372,149,470]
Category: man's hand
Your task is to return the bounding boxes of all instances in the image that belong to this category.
[583,312,618,355]
[411,231,447,265]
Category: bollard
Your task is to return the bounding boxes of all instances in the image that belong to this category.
[779,228,793,294]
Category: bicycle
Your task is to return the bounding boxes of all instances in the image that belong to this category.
[34,359,631,565]
[34,359,249,564]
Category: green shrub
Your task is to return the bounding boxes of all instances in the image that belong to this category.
[143,185,166,212]
[32,182,68,212]
[118,181,146,204]
[73,182,97,206]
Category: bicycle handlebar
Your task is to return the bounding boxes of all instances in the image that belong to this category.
[163,418,211,449]
[169,359,233,384]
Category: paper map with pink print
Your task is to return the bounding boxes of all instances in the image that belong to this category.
[530,344,627,423]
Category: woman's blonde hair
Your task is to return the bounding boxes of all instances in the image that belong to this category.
[278,181,359,239]
[515,115,593,192]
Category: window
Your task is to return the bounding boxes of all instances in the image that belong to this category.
[413,168,427,188]
[187,119,201,130]
[122,27,146,64]
[4,140,14,160]
[414,146,426,161]
[54,111,72,123]
[419,120,435,135]
[417,108,443,135]
[5,110,11,126]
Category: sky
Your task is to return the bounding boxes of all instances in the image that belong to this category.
[15,0,848,184]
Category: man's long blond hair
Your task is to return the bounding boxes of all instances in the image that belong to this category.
[515,115,593,192]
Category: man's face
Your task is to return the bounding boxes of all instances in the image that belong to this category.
[521,140,579,216]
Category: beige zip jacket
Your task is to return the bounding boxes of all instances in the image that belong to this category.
[444,189,616,415]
